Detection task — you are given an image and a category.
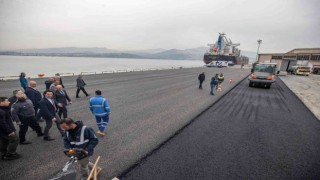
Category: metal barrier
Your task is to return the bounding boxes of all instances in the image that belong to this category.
[59,72,75,76]
[0,75,19,81]
[101,71,114,74]
[80,71,96,75]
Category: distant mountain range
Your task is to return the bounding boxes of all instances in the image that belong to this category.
[0,47,256,61]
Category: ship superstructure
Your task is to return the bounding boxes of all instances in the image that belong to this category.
[204,33,248,65]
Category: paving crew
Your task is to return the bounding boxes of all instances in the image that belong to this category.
[11,90,44,145]
[217,73,225,84]
[198,72,205,89]
[210,76,219,95]
[0,97,21,160]
[59,118,99,179]
[89,90,111,136]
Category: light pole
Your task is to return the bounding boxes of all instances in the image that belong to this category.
[256,39,262,62]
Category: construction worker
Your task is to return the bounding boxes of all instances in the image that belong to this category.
[217,73,225,84]
[210,76,218,95]
[60,118,99,179]
[89,90,111,136]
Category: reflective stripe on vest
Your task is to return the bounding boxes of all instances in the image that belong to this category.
[91,105,104,107]
[95,112,107,116]
[102,98,105,106]
[69,126,89,145]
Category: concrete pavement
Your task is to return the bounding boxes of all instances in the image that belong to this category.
[279,74,320,120]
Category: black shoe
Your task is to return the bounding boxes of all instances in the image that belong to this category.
[38,133,44,137]
[3,153,22,160]
[76,96,80,98]
[20,141,32,145]
[43,137,55,141]
[86,94,90,97]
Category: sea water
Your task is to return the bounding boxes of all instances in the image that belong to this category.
[0,55,203,78]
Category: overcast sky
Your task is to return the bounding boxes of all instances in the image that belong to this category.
[0,0,319,53]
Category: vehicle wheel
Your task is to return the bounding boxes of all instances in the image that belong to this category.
[249,82,253,87]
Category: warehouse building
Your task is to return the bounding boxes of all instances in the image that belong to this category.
[258,48,320,74]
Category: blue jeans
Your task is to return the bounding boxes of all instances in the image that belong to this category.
[95,115,109,132]
[210,84,216,94]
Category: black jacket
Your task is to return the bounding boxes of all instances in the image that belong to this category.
[25,87,42,107]
[198,73,205,81]
[54,90,71,106]
[8,96,17,106]
[64,121,98,156]
[0,106,16,136]
[45,80,53,90]
[39,98,58,120]
[210,77,218,85]
[11,99,35,123]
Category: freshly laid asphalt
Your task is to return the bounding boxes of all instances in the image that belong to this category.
[0,67,248,180]
[122,77,320,179]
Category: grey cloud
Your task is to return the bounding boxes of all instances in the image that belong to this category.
[0,0,319,52]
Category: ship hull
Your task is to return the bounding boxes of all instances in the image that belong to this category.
[203,54,249,65]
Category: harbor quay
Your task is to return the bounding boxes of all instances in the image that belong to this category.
[0,67,250,180]
[121,72,320,180]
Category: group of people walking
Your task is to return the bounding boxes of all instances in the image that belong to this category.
[1,72,111,178]
[198,72,225,95]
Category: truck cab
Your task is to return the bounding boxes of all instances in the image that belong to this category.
[248,63,277,89]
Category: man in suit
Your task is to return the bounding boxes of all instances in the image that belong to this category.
[54,85,72,119]
[25,81,42,119]
[76,75,89,98]
[39,90,64,141]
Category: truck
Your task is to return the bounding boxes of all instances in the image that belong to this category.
[248,62,277,89]
[289,65,311,76]
[206,61,228,68]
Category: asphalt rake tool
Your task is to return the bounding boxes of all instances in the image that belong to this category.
[49,148,99,180]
